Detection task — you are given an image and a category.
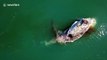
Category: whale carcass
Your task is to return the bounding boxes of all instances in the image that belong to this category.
[55,18,96,43]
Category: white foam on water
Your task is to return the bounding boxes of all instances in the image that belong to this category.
[90,24,107,42]
[40,39,56,46]
[97,24,107,37]
[82,22,107,47]
[45,39,56,46]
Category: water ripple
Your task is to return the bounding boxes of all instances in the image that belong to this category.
[90,24,107,41]
[97,24,107,37]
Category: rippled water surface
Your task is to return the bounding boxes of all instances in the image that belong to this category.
[0,0,107,60]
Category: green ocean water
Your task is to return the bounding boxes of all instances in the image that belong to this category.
[0,0,107,60]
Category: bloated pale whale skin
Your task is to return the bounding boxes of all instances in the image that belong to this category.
[56,18,96,43]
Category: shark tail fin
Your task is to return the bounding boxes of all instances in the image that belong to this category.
[51,20,62,37]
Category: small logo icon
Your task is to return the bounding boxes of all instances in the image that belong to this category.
[3,3,6,7]
[3,3,20,7]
